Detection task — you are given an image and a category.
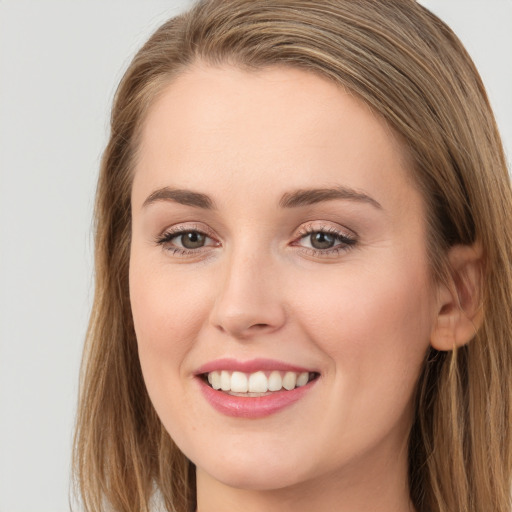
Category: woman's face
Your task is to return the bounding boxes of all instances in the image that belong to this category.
[130,65,440,493]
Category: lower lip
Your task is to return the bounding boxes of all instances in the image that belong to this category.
[197,377,317,418]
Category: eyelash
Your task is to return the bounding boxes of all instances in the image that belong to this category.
[293,224,357,257]
[155,225,218,256]
[155,224,357,258]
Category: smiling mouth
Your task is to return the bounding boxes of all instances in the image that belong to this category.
[201,370,320,396]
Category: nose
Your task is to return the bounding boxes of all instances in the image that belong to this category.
[209,249,287,339]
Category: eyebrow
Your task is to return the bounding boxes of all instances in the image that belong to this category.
[142,185,382,210]
[143,187,216,209]
[279,187,382,209]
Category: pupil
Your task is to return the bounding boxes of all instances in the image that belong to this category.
[181,232,205,249]
[311,232,335,249]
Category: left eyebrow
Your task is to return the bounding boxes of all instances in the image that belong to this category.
[279,186,382,210]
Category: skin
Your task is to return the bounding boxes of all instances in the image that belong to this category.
[129,64,446,512]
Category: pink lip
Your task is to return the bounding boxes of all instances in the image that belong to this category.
[198,380,316,418]
[195,358,313,375]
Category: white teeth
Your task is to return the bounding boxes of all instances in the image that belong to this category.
[268,371,283,391]
[296,372,309,387]
[248,371,268,393]
[220,370,231,391]
[205,369,314,393]
[282,371,297,390]
[210,371,221,390]
[231,371,248,392]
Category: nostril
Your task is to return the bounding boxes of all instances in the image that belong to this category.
[210,298,287,338]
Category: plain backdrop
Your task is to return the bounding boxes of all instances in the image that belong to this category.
[0,1,510,511]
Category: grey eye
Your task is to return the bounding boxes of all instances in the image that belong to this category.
[310,232,336,249]
[180,231,207,249]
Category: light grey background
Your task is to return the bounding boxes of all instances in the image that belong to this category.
[0,1,510,511]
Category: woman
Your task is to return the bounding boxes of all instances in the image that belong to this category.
[73,1,512,511]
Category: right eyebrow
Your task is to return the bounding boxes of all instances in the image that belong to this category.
[142,187,216,210]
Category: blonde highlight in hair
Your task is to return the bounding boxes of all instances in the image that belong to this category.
[73,1,512,511]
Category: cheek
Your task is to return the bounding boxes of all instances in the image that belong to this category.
[129,256,217,445]
[131,261,204,344]
[280,261,434,468]
[293,258,434,405]
[129,256,211,390]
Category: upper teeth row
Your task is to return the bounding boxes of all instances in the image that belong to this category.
[207,370,310,393]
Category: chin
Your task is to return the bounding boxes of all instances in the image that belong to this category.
[186,434,317,492]
[201,459,312,491]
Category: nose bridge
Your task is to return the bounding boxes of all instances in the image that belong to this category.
[210,237,286,338]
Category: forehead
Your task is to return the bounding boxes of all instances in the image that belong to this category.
[133,64,419,215]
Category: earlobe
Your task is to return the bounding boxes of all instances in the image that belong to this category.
[430,244,484,351]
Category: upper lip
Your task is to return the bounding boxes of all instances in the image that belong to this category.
[195,358,316,375]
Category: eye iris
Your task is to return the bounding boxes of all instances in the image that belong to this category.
[310,232,335,249]
[181,231,206,249]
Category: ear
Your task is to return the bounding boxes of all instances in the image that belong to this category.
[430,244,483,351]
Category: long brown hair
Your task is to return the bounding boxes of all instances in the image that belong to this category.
[73,1,512,511]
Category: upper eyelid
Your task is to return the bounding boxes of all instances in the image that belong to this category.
[295,222,357,239]
[158,222,216,238]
